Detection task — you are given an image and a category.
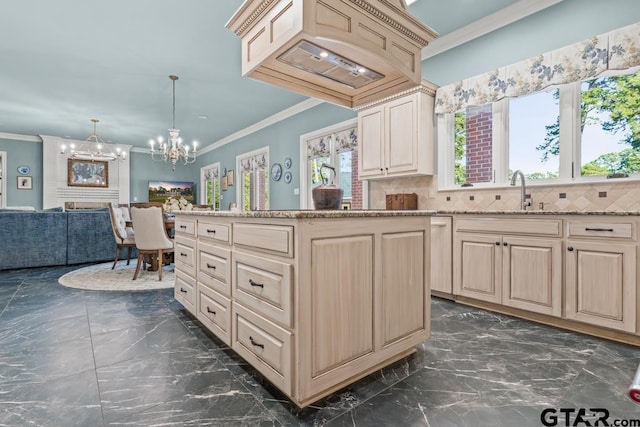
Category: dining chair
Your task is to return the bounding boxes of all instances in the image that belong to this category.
[108,203,136,269]
[130,206,174,281]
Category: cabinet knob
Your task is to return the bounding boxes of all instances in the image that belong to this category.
[380,168,383,172]
[495,241,500,246]
[503,242,508,246]
[568,246,574,252]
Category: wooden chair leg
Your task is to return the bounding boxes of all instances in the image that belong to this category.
[157,250,163,281]
[126,246,132,265]
[112,246,121,270]
[133,254,143,280]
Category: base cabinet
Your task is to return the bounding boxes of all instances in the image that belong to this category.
[175,213,431,407]
[565,240,636,332]
[431,216,452,295]
[453,218,563,317]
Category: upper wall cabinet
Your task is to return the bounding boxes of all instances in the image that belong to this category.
[357,81,436,180]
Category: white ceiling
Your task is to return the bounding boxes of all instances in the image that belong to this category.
[0,0,530,150]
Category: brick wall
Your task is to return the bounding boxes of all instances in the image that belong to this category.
[350,150,363,209]
[465,104,493,184]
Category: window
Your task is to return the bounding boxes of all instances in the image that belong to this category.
[438,68,640,189]
[454,104,494,185]
[301,120,365,209]
[509,89,560,180]
[236,147,269,211]
[200,162,221,210]
[580,71,640,177]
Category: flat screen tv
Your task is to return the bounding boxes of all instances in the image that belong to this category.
[148,180,195,203]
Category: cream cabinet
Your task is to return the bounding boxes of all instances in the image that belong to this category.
[174,212,431,408]
[453,217,563,317]
[174,216,197,315]
[431,216,452,295]
[357,82,436,179]
[565,219,637,333]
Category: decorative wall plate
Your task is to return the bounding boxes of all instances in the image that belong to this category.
[284,171,292,184]
[17,165,30,175]
[271,163,282,181]
[284,157,292,169]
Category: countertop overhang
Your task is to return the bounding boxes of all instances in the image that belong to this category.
[434,210,640,216]
[173,210,436,219]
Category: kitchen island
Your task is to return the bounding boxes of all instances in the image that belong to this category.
[172,210,433,407]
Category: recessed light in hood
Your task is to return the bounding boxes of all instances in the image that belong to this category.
[227,0,437,108]
[277,40,384,89]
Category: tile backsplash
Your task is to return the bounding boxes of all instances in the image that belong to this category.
[369,176,640,212]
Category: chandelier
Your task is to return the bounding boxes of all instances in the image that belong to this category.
[149,75,197,170]
[60,119,126,161]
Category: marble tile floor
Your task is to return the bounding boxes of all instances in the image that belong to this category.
[0,264,638,426]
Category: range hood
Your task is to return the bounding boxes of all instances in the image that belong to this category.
[226,0,437,108]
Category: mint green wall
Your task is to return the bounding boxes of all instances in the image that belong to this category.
[129,151,200,203]
[422,0,640,86]
[0,138,43,209]
[195,103,355,210]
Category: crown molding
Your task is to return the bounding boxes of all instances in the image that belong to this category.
[421,0,563,60]
[198,98,325,155]
[0,132,42,142]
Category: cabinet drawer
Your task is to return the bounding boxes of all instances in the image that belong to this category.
[197,284,231,346]
[455,218,562,237]
[174,271,196,314]
[198,221,231,244]
[232,303,292,395]
[174,218,196,236]
[567,221,634,240]
[198,242,231,296]
[233,250,293,327]
[174,240,196,277]
[234,223,294,257]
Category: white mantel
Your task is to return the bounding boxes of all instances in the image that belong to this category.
[41,135,132,209]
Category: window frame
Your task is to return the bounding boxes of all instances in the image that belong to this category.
[200,162,221,210]
[299,118,368,209]
[437,70,640,191]
[236,146,269,211]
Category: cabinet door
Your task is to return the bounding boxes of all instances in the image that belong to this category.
[502,236,562,317]
[380,231,427,347]
[357,106,385,178]
[386,95,418,175]
[454,233,501,303]
[431,217,452,294]
[308,235,374,377]
[565,241,636,332]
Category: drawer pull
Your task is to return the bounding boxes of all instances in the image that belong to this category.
[180,252,187,257]
[179,287,187,293]
[179,225,187,229]
[249,279,264,288]
[206,307,216,315]
[568,246,574,252]
[206,263,217,270]
[585,227,614,232]
[249,336,264,349]
[495,241,500,246]
[206,229,217,234]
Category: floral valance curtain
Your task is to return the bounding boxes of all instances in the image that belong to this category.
[306,127,358,159]
[239,152,267,173]
[435,22,640,114]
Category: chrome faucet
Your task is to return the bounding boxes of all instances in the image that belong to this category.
[510,170,530,210]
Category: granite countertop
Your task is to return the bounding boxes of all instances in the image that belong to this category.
[174,209,436,219]
[434,209,640,216]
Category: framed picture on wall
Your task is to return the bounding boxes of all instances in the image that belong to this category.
[221,175,228,191]
[17,176,32,190]
[227,169,234,186]
[67,159,108,187]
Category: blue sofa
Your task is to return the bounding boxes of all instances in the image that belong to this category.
[0,208,123,270]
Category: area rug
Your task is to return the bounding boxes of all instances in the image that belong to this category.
[58,262,175,291]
